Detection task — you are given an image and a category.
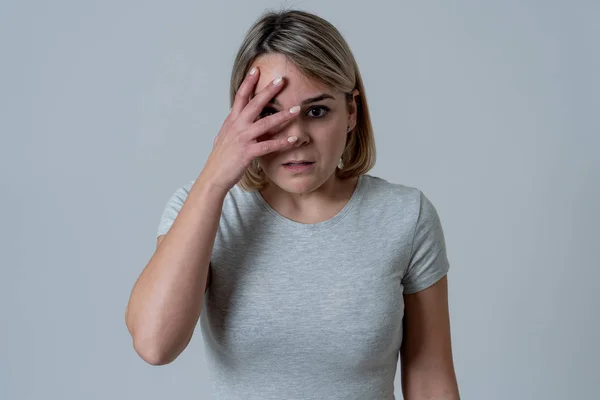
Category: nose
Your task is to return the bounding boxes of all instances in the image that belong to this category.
[285,119,310,147]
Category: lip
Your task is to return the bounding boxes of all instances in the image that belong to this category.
[281,161,315,173]
[282,159,314,164]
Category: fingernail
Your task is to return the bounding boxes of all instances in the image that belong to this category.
[273,76,283,86]
[287,136,298,143]
[289,106,301,114]
[249,67,257,75]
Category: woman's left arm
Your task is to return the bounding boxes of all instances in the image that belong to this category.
[400,275,460,400]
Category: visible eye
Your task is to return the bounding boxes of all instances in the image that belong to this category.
[259,107,278,119]
[306,106,330,118]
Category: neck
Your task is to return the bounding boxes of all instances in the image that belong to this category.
[259,173,359,224]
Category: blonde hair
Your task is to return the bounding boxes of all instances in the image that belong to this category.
[230,9,376,191]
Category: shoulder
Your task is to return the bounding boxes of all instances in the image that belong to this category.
[157,178,259,236]
[360,174,423,210]
[169,179,262,223]
[359,174,444,229]
[163,178,253,206]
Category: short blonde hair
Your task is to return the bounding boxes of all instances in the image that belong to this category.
[230,9,376,191]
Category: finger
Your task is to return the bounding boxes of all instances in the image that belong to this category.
[244,105,301,140]
[238,75,286,123]
[249,135,299,158]
[230,67,260,118]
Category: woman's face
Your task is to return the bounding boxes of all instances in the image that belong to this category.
[249,53,357,195]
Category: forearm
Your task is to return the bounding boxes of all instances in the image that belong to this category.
[401,356,460,400]
[126,173,227,365]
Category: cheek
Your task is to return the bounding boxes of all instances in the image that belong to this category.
[311,124,348,153]
[257,152,278,168]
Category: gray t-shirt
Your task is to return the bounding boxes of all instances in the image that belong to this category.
[157,174,450,400]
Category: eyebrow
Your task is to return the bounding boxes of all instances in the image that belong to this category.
[251,93,335,106]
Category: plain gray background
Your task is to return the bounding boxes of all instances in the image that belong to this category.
[1,0,598,399]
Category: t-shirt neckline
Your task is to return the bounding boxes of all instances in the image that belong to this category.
[251,174,366,231]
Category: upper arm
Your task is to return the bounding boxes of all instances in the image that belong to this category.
[400,275,459,399]
[156,235,211,293]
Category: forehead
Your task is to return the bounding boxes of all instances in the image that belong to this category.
[250,53,333,98]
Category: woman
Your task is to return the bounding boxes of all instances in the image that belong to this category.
[126,9,459,400]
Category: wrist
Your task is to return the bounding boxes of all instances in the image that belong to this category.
[194,171,231,199]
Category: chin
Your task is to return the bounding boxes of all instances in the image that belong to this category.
[268,173,326,195]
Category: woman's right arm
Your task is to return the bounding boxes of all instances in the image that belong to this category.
[125,66,302,365]
[125,174,227,366]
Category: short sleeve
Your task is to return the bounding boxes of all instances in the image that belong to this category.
[156,181,194,238]
[402,191,450,294]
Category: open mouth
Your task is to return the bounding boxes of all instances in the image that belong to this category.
[282,161,315,172]
[283,161,314,166]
